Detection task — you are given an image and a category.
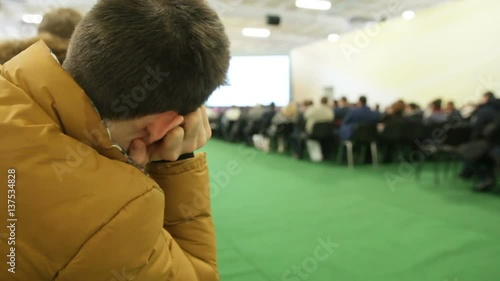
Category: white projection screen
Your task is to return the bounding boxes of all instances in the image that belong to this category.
[206,56,291,107]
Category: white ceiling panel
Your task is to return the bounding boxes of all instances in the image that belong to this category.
[0,0,456,55]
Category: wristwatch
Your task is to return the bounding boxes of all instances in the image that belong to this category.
[152,153,195,163]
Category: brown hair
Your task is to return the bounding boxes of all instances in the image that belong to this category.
[0,8,81,64]
[63,0,230,120]
[38,8,83,39]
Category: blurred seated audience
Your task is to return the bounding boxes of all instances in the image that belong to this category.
[340,96,381,140]
[404,103,424,123]
[267,103,298,137]
[460,102,477,120]
[334,97,350,123]
[470,92,500,140]
[0,8,82,64]
[459,92,500,191]
[290,100,314,158]
[255,103,298,153]
[206,107,219,120]
[424,99,447,124]
[304,97,334,134]
[381,100,405,123]
[444,101,463,122]
[261,102,277,129]
[247,104,266,121]
[221,106,241,140]
[223,105,241,122]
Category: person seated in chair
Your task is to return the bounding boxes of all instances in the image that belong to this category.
[444,101,463,122]
[459,92,500,192]
[340,96,381,141]
[304,97,334,135]
[404,103,424,123]
[424,99,447,124]
[334,96,350,124]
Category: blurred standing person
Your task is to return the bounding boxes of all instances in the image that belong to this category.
[0,8,82,64]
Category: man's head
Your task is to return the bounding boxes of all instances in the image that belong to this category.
[38,8,83,39]
[481,92,495,104]
[358,96,367,107]
[339,97,348,107]
[445,101,456,112]
[320,97,329,106]
[64,0,229,119]
[429,99,442,111]
[405,103,418,114]
[391,100,405,116]
[63,0,230,150]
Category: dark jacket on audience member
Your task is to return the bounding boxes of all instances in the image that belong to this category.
[425,111,447,124]
[340,106,381,140]
[334,106,350,122]
[404,110,424,123]
[471,99,500,139]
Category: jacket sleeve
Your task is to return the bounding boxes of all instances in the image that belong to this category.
[146,153,218,281]
[54,153,217,281]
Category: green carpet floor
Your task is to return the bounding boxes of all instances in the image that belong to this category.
[202,139,500,281]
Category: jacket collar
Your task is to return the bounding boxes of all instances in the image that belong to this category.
[1,41,130,163]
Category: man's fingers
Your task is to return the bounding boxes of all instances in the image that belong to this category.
[161,127,185,161]
[128,139,148,166]
[181,108,202,153]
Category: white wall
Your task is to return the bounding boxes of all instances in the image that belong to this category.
[291,0,500,108]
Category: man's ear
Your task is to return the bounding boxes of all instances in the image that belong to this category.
[145,111,184,144]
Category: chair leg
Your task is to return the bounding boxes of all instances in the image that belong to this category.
[415,155,426,182]
[359,145,367,164]
[432,153,440,185]
[345,141,354,169]
[371,142,378,168]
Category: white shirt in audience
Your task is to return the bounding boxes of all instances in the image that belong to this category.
[304,104,334,134]
[224,107,241,121]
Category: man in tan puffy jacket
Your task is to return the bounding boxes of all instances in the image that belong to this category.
[0,0,230,280]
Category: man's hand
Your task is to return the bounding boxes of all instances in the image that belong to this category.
[129,107,212,166]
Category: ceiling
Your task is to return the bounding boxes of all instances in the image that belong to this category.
[0,0,455,55]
